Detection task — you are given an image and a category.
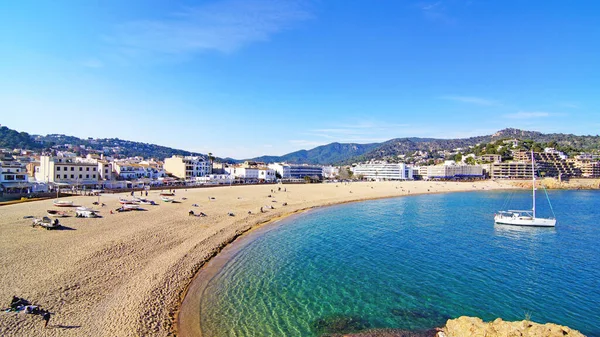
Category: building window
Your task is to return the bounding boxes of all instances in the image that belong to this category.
[92,174,96,178]
[56,174,60,179]
[80,167,82,171]
[57,167,61,171]
[105,169,108,173]
[93,167,96,171]
[63,174,68,179]
[79,174,82,178]
[71,174,74,178]
[86,174,89,178]
[71,167,74,171]
[86,167,90,171]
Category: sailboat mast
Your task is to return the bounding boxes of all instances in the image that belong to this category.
[531,149,536,218]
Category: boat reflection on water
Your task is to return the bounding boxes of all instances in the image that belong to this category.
[494,223,556,240]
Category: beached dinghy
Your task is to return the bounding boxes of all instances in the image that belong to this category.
[53,200,73,207]
[32,217,61,230]
[76,207,99,218]
[119,198,139,205]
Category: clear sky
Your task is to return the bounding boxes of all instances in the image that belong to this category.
[1,1,599,159]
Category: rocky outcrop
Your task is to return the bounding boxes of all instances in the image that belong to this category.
[439,316,585,337]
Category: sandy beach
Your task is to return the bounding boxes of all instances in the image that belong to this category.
[0,180,510,336]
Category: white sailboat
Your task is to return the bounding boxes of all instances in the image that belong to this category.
[494,150,557,227]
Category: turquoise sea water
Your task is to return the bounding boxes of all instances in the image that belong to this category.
[200,190,600,336]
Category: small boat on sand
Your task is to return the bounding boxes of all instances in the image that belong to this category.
[32,217,61,229]
[53,200,73,207]
[161,196,175,202]
[76,207,99,218]
[116,204,142,212]
[137,198,156,205]
[160,192,175,196]
[47,210,68,217]
[119,198,139,205]
[123,204,141,210]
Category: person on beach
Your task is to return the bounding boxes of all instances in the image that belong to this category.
[42,311,51,328]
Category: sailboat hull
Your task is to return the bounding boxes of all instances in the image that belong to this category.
[494,214,556,227]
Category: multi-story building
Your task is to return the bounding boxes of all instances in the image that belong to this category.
[512,151,580,178]
[35,155,99,187]
[491,162,533,179]
[0,158,30,193]
[225,166,258,182]
[113,162,166,180]
[322,165,340,179]
[163,155,211,180]
[226,161,276,183]
[268,163,291,179]
[352,162,413,181]
[97,160,113,181]
[573,161,600,178]
[288,164,323,180]
[424,163,483,180]
[479,154,502,163]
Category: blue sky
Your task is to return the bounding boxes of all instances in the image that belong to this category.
[1,1,599,158]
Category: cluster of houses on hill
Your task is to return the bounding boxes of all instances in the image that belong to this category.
[1,145,600,196]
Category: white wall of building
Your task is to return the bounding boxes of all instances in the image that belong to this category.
[352,163,412,180]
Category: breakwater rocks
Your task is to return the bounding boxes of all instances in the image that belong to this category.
[439,316,585,337]
[503,178,600,190]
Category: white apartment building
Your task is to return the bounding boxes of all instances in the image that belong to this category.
[113,161,165,180]
[258,167,276,182]
[424,163,483,180]
[163,155,211,180]
[268,163,291,179]
[35,155,100,187]
[322,165,340,179]
[225,165,276,183]
[225,166,258,182]
[0,159,30,193]
[97,160,113,180]
[352,162,413,181]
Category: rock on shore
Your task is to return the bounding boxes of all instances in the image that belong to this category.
[440,316,585,337]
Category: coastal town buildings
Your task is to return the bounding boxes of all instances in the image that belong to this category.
[0,157,30,193]
[35,155,100,188]
[479,154,502,163]
[424,163,484,180]
[288,164,323,180]
[352,162,413,181]
[163,155,211,180]
[113,161,166,180]
[573,160,600,178]
[491,162,533,179]
[97,160,113,180]
[322,165,340,179]
[225,161,276,183]
[510,151,580,178]
[268,163,291,179]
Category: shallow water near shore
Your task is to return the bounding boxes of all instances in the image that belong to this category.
[199,190,600,336]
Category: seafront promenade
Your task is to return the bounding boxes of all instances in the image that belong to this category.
[0,180,522,336]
